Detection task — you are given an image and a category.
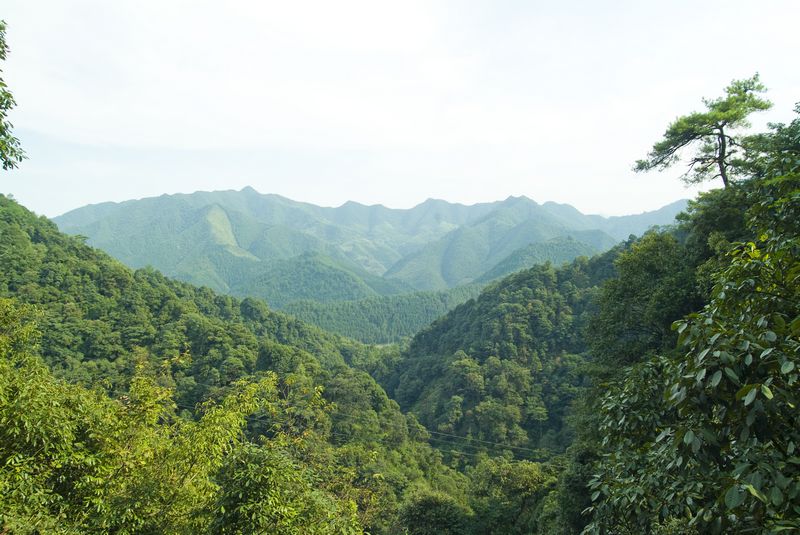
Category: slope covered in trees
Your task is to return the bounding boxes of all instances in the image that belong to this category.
[379,247,623,462]
[54,190,684,296]
[283,284,484,344]
[367,88,800,534]
[0,310,362,533]
[0,196,470,533]
[53,191,684,344]
[584,103,800,534]
[0,183,742,534]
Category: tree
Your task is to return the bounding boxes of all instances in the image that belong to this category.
[0,20,25,170]
[398,490,471,535]
[635,75,771,188]
[589,232,701,367]
[586,173,800,534]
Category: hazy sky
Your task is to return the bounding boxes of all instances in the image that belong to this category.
[3,1,799,217]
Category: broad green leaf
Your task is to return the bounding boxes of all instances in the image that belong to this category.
[695,368,706,382]
[744,484,768,503]
[744,387,757,406]
[771,486,784,506]
[710,370,722,387]
[724,367,739,384]
[725,485,745,509]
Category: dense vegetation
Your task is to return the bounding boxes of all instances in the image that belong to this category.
[53,193,683,343]
[0,194,616,534]
[366,82,799,533]
[585,102,800,533]
[0,195,624,534]
[0,20,25,170]
[283,284,483,344]
[54,190,683,295]
[382,255,611,458]
[0,196,472,533]
[1,30,797,534]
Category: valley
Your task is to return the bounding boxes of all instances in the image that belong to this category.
[54,190,685,342]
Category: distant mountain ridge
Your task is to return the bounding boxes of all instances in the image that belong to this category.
[55,188,688,304]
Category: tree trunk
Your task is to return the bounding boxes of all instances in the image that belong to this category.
[718,128,729,188]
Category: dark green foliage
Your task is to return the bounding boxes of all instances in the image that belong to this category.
[466,457,557,534]
[385,256,615,459]
[550,103,800,535]
[0,197,469,533]
[741,103,800,179]
[635,74,771,187]
[399,491,472,535]
[587,162,800,530]
[676,185,753,268]
[589,232,703,366]
[283,284,483,344]
[0,20,25,170]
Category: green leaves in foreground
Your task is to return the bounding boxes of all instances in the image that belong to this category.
[0,20,26,170]
[0,298,362,534]
[586,174,800,534]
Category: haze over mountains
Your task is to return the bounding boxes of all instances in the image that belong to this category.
[55,187,687,306]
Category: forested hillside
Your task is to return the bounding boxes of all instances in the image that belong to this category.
[0,192,638,534]
[364,84,798,533]
[55,190,684,296]
[0,196,468,533]
[53,191,684,343]
[382,256,611,457]
[583,94,800,534]
[283,284,484,344]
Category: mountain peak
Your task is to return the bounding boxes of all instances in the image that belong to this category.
[503,195,537,205]
[340,200,368,208]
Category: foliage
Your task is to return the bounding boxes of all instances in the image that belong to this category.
[466,457,557,534]
[0,197,468,534]
[0,297,363,533]
[384,254,617,460]
[0,20,25,170]
[587,175,800,533]
[283,284,483,344]
[399,490,472,535]
[589,232,702,367]
[211,442,362,535]
[742,102,800,179]
[635,75,772,187]
[557,101,799,535]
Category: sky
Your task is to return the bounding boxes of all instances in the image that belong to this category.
[2,0,799,218]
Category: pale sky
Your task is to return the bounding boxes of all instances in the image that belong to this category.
[2,0,799,217]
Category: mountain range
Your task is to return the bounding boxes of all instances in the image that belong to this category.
[54,187,687,307]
